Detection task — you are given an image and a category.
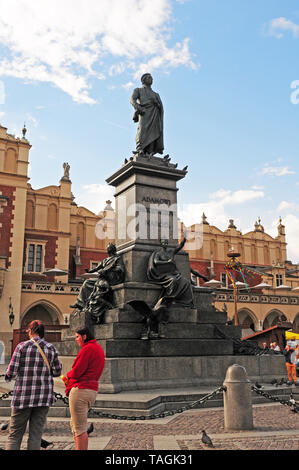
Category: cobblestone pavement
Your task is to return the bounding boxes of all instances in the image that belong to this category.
[1,403,299,451]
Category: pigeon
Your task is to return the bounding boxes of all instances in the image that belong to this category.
[124,158,128,164]
[270,378,277,386]
[0,423,8,431]
[87,423,94,435]
[182,165,188,172]
[40,438,54,449]
[201,430,214,448]
[255,382,263,389]
[276,378,284,387]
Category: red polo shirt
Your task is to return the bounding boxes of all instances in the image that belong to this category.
[66,339,105,396]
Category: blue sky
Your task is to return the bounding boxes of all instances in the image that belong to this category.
[0,0,298,261]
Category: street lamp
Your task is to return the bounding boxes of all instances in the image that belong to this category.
[8,297,15,326]
[226,247,243,327]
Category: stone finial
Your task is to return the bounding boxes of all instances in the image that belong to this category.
[254,217,264,232]
[104,200,113,211]
[278,216,285,236]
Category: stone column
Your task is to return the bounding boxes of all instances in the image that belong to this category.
[223,363,254,430]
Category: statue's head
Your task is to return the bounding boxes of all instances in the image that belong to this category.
[107,243,117,255]
[160,239,169,247]
[141,73,153,86]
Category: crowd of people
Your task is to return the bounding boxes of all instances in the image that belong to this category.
[261,339,299,385]
[4,320,105,451]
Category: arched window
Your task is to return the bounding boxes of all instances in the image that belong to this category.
[25,200,35,228]
[4,148,17,174]
[48,203,58,230]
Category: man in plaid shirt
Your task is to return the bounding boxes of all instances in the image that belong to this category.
[5,320,62,450]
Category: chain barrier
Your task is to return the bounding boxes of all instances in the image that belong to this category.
[0,383,226,420]
[87,386,227,421]
[2,373,299,418]
[251,385,299,413]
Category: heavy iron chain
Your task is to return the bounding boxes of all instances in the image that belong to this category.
[251,385,299,413]
[0,384,227,420]
[87,386,227,421]
[2,374,299,418]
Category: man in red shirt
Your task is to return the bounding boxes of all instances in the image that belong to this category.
[64,327,105,450]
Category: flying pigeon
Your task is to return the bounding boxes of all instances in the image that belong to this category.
[201,430,214,448]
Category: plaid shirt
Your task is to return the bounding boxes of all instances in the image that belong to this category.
[5,337,62,409]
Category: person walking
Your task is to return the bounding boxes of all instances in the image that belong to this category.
[283,342,298,385]
[5,320,62,450]
[64,327,105,450]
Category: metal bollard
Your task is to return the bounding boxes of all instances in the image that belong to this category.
[223,364,254,431]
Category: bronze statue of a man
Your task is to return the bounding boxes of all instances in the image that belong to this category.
[70,243,125,311]
[130,73,164,157]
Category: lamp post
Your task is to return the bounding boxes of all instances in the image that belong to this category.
[227,248,242,327]
[8,297,15,327]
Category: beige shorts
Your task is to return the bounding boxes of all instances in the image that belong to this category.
[69,387,97,437]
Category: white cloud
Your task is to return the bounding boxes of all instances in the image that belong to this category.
[25,113,39,128]
[0,0,197,104]
[0,80,5,104]
[280,214,299,262]
[75,183,114,215]
[178,187,264,228]
[261,165,295,177]
[277,201,299,213]
[267,17,299,39]
[121,82,135,91]
[272,201,299,262]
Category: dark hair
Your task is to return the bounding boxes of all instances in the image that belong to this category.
[28,320,45,338]
[75,326,94,343]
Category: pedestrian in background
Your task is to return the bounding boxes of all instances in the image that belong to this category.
[283,342,298,385]
[63,327,105,450]
[5,320,62,450]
